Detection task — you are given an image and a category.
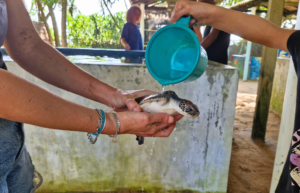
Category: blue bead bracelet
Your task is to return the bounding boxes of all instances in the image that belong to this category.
[87,109,106,144]
[92,109,106,136]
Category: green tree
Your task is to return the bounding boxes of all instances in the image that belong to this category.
[98,0,122,30]
[61,0,77,47]
[31,0,61,46]
[46,0,61,46]
[34,0,54,46]
[31,0,78,47]
[67,12,126,48]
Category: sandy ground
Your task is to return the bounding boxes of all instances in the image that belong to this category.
[227,80,281,193]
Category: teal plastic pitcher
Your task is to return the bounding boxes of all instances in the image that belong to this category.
[145,16,208,86]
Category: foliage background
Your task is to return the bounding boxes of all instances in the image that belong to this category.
[29,0,127,49]
[67,12,126,48]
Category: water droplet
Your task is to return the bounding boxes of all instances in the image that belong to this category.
[150,153,153,155]
[153,137,156,144]
[175,137,177,142]
[173,157,176,161]
[145,145,147,148]
[174,128,177,131]
[175,148,177,152]
[150,149,153,152]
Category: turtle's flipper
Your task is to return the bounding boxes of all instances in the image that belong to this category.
[136,135,144,145]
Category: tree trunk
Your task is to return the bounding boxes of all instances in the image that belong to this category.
[37,9,42,22]
[124,0,128,10]
[36,2,54,46]
[61,0,68,47]
[48,5,60,47]
[102,0,120,29]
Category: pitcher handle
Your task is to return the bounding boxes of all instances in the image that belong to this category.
[176,15,192,28]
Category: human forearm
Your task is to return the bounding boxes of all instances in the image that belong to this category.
[1,68,182,138]
[121,38,127,47]
[4,0,118,108]
[0,0,180,139]
[170,0,295,52]
[5,40,117,107]
[201,34,216,49]
[201,28,219,49]
[208,7,292,51]
[121,38,130,50]
[4,0,155,113]
[0,69,179,137]
[0,69,114,134]
[193,26,203,42]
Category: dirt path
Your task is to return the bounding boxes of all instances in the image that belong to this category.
[227,80,281,193]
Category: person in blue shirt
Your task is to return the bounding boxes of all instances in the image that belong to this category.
[121,6,143,51]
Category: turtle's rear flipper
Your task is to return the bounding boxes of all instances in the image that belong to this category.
[136,135,144,145]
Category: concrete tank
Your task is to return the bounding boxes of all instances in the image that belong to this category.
[4,59,238,193]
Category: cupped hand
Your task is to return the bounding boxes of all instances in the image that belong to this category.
[111,111,183,137]
[110,89,158,112]
[170,0,215,26]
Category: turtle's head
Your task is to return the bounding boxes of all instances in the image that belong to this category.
[179,100,200,118]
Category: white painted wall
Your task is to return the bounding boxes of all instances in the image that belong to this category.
[270,7,300,193]
[5,60,238,193]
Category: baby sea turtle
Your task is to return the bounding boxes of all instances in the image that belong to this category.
[136,90,200,145]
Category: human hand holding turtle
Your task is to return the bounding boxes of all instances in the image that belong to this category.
[102,89,199,144]
[109,89,157,112]
[135,91,199,144]
[101,89,183,139]
[104,111,183,137]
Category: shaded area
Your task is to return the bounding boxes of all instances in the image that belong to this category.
[227,80,280,193]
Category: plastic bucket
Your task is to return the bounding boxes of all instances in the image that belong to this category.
[145,16,208,86]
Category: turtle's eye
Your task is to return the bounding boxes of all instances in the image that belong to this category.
[179,101,199,117]
[186,106,194,112]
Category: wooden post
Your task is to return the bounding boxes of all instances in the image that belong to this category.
[61,0,68,47]
[251,0,285,140]
[270,5,300,192]
[140,3,145,48]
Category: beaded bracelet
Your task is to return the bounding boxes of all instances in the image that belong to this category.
[87,109,106,144]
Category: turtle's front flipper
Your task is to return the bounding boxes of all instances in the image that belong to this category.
[136,135,144,145]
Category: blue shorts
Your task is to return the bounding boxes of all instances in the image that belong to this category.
[0,118,42,193]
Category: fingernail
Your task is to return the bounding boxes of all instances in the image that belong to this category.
[134,107,140,112]
[168,116,174,123]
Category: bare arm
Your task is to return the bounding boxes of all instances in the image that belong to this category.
[4,0,144,112]
[121,38,131,50]
[0,69,178,137]
[170,0,296,52]
[201,27,220,49]
[0,69,107,134]
[193,26,203,42]
[0,0,180,137]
